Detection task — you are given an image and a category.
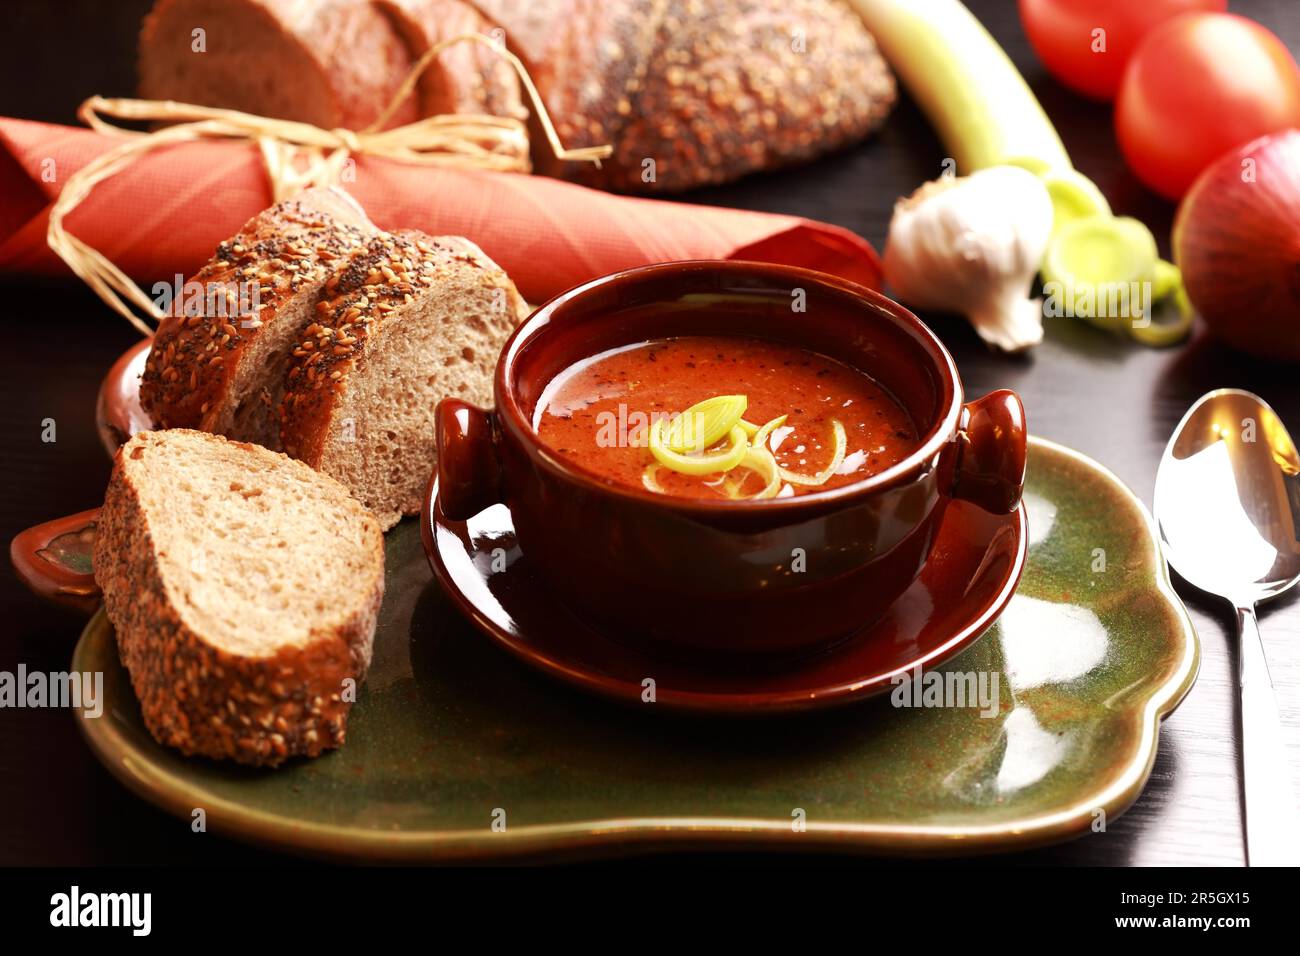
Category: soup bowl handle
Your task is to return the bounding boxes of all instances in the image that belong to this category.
[951,389,1027,515]
[436,399,503,521]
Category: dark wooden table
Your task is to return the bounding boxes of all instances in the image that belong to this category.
[2,0,1297,867]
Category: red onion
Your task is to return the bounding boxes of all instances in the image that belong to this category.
[1173,130,1300,361]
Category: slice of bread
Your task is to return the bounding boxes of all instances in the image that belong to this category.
[93,429,385,767]
[280,231,527,529]
[139,187,377,451]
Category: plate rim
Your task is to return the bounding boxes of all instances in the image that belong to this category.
[73,435,1201,861]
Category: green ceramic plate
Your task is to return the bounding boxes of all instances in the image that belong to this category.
[72,437,1198,860]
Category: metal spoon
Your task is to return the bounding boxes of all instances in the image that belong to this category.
[1154,388,1300,866]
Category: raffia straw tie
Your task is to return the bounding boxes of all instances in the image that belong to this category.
[47,32,613,337]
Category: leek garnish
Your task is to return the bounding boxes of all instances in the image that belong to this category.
[640,396,848,498]
[642,464,668,494]
[750,414,788,452]
[777,420,847,487]
[724,448,783,500]
[658,395,747,452]
[649,421,748,475]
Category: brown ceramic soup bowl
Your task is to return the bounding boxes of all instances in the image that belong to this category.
[432,260,1025,658]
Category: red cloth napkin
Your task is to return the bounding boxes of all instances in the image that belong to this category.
[0,117,882,304]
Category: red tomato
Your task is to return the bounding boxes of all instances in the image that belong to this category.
[1019,0,1226,101]
[1116,13,1300,200]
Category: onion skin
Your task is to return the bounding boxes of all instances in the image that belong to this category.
[1173,130,1300,362]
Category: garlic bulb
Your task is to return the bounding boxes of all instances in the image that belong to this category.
[883,165,1054,352]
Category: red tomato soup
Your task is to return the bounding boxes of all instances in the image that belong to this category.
[533,336,919,500]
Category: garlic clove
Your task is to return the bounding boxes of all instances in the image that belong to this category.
[970,295,1045,353]
[883,165,1054,352]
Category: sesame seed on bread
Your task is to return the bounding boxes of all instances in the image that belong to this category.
[587,0,898,192]
[280,230,527,529]
[93,429,385,767]
[139,187,378,451]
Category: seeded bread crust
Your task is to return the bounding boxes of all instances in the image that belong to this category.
[466,0,666,180]
[594,0,898,192]
[377,0,525,120]
[139,187,376,448]
[93,430,384,768]
[279,230,526,524]
[465,0,894,191]
[140,0,419,130]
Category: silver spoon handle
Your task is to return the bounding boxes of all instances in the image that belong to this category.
[1236,605,1300,866]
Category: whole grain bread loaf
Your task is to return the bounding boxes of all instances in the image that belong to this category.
[466,0,663,183]
[93,429,385,767]
[138,187,377,451]
[584,0,898,192]
[139,0,419,129]
[280,231,527,529]
[137,0,895,192]
[376,0,525,119]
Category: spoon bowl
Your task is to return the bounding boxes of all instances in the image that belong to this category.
[1155,388,1300,867]
[1157,389,1300,606]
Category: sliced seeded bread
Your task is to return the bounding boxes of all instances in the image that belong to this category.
[94,429,384,767]
[280,231,527,529]
[139,187,377,451]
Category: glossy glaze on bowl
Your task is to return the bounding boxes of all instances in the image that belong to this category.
[425,488,1027,712]
[438,260,1026,656]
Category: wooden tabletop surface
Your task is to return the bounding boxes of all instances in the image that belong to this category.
[1,0,1298,866]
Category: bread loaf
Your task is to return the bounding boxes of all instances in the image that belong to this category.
[137,0,895,192]
[139,0,419,130]
[280,231,527,529]
[584,0,898,192]
[466,0,664,182]
[93,429,385,767]
[376,0,525,119]
[139,187,377,451]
